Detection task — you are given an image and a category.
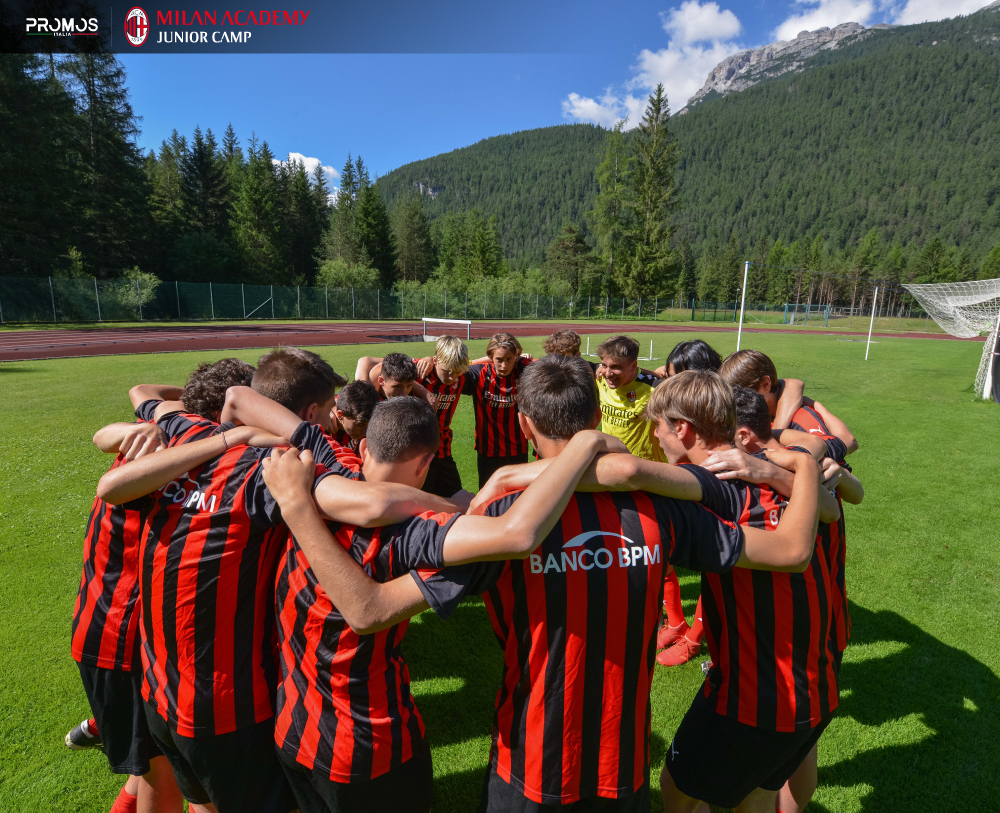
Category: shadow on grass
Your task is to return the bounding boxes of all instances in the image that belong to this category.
[806,604,1000,811]
[0,365,38,373]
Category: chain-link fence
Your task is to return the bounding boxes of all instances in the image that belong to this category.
[0,276,939,333]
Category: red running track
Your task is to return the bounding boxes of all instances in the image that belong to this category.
[0,320,981,362]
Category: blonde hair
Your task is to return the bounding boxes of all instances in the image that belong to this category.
[435,335,469,373]
[644,369,736,445]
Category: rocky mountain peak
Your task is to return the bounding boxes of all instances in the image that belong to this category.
[678,21,897,114]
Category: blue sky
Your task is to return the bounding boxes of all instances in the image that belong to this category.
[120,0,994,184]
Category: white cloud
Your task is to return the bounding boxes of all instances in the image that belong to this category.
[562,0,744,128]
[774,0,875,41]
[272,152,340,182]
[891,0,995,24]
[662,0,741,44]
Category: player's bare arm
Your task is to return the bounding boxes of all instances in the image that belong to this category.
[262,449,430,635]
[97,426,288,504]
[354,356,381,383]
[822,458,865,504]
[128,383,183,408]
[438,430,613,563]
[773,378,805,429]
[93,422,168,460]
[221,385,305,438]
[310,455,463,526]
[811,400,859,454]
[702,447,840,523]
[771,428,827,461]
[409,379,437,407]
[736,449,821,573]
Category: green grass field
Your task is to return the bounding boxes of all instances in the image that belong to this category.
[1,330,996,811]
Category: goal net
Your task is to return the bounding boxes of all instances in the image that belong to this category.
[901,278,1000,399]
[422,317,471,342]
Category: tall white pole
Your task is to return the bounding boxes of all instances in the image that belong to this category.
[865,286,881,360]
[736,261,750,351]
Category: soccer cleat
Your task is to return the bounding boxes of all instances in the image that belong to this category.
[656,620,690,651]
[656,637,701,667]
[65,718,103,751]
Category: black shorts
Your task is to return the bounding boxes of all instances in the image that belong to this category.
[276,741,433,813]
[77,661,161,775]
[477,452,529,490]
[144,704,293,813]
[664,690,832,808]
[478,765,650,813]
[423,454,463,498]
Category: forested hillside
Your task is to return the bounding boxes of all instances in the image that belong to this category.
[378,4,1000,265]
[377,124,606,266]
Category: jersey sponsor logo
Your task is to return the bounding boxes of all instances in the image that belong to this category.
[484,391,517,408]
[159,474,218,513]
[529,531,660,574]
[434,392,458,410]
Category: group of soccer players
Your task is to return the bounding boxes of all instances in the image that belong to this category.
[67,327,862,813]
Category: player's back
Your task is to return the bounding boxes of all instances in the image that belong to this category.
[140,438,287,737]
[274,509,458,782]
[475,489,742,805]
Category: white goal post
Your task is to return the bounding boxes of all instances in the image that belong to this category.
[422,317,471,342]
[902,278,1000,400]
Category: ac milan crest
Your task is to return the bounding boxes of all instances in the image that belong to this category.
[124,7,149,46]
[627,390,636,403]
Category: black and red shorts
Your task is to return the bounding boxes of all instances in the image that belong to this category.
[664,689,832,808]
[144,705,293,813]
[77,661,161,775]
[478,764,650,813]
[275,741,433,813]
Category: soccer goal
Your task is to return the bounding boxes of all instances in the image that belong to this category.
[582,336,660,361]
[902,278,1000,400]
[422,317,471,342]
[782,303,831,326]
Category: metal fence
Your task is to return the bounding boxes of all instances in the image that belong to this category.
[0,276,938,333]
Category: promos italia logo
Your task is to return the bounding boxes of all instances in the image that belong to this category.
[124,7,149,46]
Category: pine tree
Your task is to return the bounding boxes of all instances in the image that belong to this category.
[356,170,396,288]
[392,194,433,282]
[589,119,632,294]
[324,153,360,264]
[179,125,229,240]
[619,85,679,297]
[543,224,599,294]
[57,52,149,276]
[231,134,283,282]
[675,236,697,304]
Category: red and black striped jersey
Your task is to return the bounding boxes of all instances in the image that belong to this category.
[683,463,838,732]
[274,507,459,782]
[814,434,851,655]
[411,490,744,805]
[139,416,360,737]
[71,454,152,671]
[331,426,361,456]
[464,359,531,458]
[418,365,467,458]
[71,404,218,672]
[788,404,830,435]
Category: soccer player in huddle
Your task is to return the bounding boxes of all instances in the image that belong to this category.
[654,339,723,379]
[595,335,665,462]
[329,378,379,454]
[94,348,374,813]
[466,331,533,488]
[354,335,473,497]
[720,349,858,449]
[729,385,863,813]
[68,358,255,813]
[639,372,844,813]
[262,354,823,813]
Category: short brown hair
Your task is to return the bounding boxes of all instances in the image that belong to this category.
[719,349,778,393]
[645,369,736,445]
[336,379,379,425]
[518,355,599,439]
[182,358,255,420]
[543,330,582,357]
[365,397,440,463]
[486,332,522,358]
[733,386,772,441]
[597,334,639,363]
[252,348,346,413]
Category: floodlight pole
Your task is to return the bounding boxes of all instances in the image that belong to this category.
[865,286,881,360]
[736,261,750,351]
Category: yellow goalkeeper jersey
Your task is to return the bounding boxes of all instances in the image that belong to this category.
[597,372,665,462]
